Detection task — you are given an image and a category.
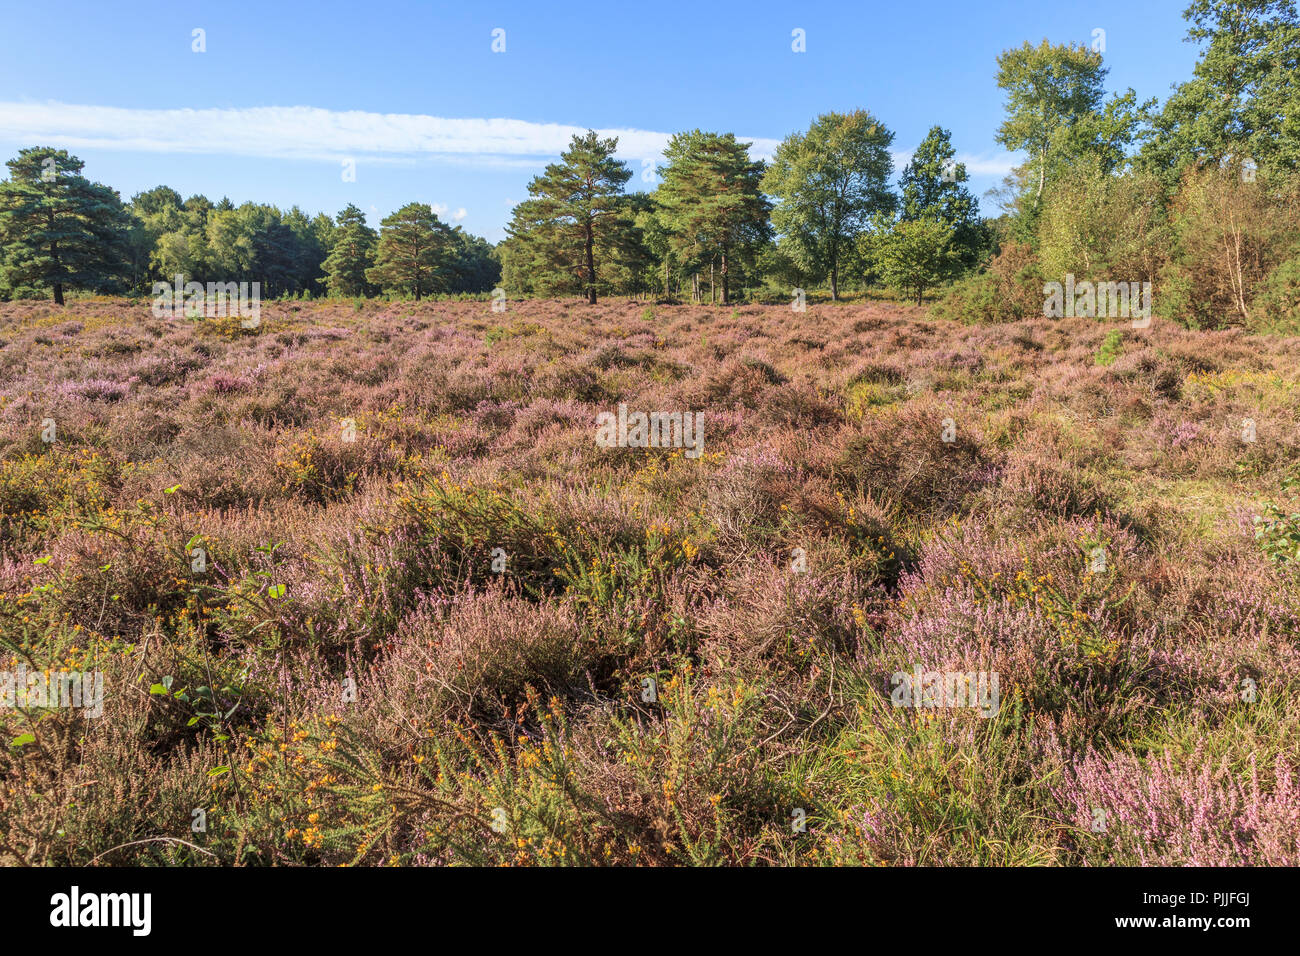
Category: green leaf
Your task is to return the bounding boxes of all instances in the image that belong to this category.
[10,733,36,747]
[150,675,175,695]
[164,484,181,494]
[207,765,230,777]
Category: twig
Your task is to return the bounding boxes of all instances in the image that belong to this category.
[89,836,218,865]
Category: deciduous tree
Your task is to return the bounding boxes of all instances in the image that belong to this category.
[764,110,895,300]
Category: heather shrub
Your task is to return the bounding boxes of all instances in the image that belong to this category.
[697,556,866,668]
[375,586,595,723]
[836,402,990,521]
[1053,704,1300,866]
[4,297,1299,867]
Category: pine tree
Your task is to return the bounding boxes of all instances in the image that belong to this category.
[366,203,452,300]
[323,203,378,297]
[0,148,133,304]
[504,131,633,304]
[656,131,772,305]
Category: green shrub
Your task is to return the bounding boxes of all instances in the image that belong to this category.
[1095,330,1123,366]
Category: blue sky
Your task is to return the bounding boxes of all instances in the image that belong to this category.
[0,0,1201,242]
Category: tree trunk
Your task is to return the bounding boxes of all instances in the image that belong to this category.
[663,258,669,298]
[51,236,63,305]
[584,217,597,304]
[720,251,729,305]
[831,258,839,302]
[1035,147,1046,204]
[692,272,699,303]
[710,260,715,304]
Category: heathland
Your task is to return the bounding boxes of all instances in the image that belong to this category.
[1,297,1297,865]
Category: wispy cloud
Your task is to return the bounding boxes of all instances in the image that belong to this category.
[0,101,782,166]
[891,147,1020,178]
[432,203,467,222]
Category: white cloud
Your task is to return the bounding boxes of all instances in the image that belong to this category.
[0,100,781,165]
[891,147,1020,178]
[431,202,469,222]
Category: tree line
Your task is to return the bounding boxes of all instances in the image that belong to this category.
[0,159,500,304]
[498,119,984,307]
[2,0,1297,329]
[497,0,1300,318]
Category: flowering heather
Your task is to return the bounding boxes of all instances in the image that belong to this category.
[1,297,1299,866]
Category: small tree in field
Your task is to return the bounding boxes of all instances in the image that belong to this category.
[872,217,955,306]
[323,203,378,297]
[367,203,452,300]
[0,147,132,303]
[505,131,633,304]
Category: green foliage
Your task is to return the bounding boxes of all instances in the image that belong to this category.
[135,189,327,298]
[763,110,896,300]
[1142,0,1300,181]
[367,203,455,300]
[0,148,134,303]
[1252,250,1300,332]
[899,127,981,243]
[1254,503,1300,564]
[929,241,1044,323]
[656,130,772,305]
[869,218,958,305]
[995,40,1108,206]
[1095,330,1123,366]
[501,131,634,304]
[323,204,378,297]
[1160,165,1299,328]
[1037,160,1170,284]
